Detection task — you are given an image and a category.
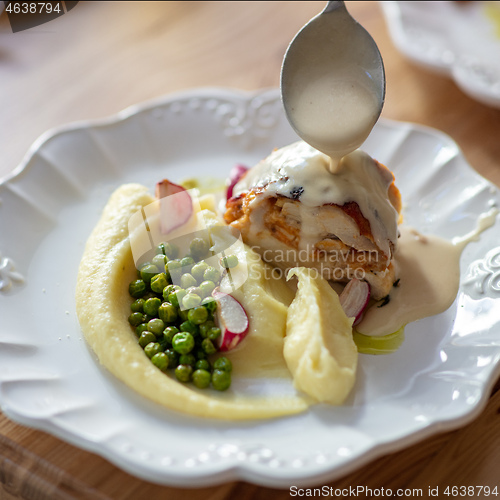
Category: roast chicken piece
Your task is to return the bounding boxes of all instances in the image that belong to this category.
[224,142,402,300]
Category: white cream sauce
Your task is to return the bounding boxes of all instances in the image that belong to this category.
[283,7,383,169]
[234,142,399,259]
[289,78,380,171]
[357,209,499,337]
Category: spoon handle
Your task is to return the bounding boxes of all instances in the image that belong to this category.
[323,1,345,13]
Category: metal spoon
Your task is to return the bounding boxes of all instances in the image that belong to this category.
[280,1,385,163]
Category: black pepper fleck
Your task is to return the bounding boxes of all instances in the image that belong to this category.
[377,295,391,308]
[290,186,304,200]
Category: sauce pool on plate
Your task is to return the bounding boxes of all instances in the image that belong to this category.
[357,209,499,337]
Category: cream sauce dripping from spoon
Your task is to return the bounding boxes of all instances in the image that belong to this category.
[281,1,385,172]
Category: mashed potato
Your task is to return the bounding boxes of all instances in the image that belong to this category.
[285,267,358,404]
[76,183,310,419]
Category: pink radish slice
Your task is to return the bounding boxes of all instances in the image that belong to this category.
[212,289,249,351]
[155,179,193,234]
[226,164,249,200]
[339,278,371,326]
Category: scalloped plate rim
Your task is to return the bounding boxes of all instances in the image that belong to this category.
[0,86,280,185]
[0,86,470,187]
[0,87,499,488]
[380,0,500,109]
[1,375,498,488]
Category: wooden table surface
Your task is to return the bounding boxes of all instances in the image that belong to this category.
[1,1,500,498]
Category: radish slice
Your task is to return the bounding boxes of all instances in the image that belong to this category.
[155,179,193,234]
[212,289,249,351]
[226,164,249,200]
[339,278,371,326]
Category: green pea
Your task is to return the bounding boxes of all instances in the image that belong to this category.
[140,264,159,283]
[164,242,179,260]
[163,326,179,345]
[144,342,163,359]
[179,354,196,366]
[151,254,167,270]
[178,308,189,322]
[147,318,165,337]
[130,298,145,313]
[137,262,150,276]
[128,312,145,327]
[220,255,239,269]
[189,238,210,259]
[179,320,198,336]
[182,293,202,310]
[213,356,232,373]
[129,279,147,298]
[187,306,208,325]
[179,256,195,272]
[150,273,169,293]
[138,331,156,348]
[175,364,193,383]
[199,320,216,339]
[164,348,179,368]
[201,297,218,313]
[151,352,169,372]
[186,285,202,296]
[212,369,231,391]
[192,369,211,389]
[195,359,211,371]
[158,302,178,324]
[168,289,186,308]
[199,280,216,298]
[203,266,220,283]
[143,297,162,316]
[162,284,178,301]
[172,332,195,355]
[191,261,209,283]
[135,323,149,337]
[167,259,182,278]
[201,338,217,355]
[180,273,197,289]
[207,326,221,341]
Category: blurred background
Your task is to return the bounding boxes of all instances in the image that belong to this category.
[1,1,500,183]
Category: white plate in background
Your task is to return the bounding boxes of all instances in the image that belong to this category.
[0,89,499,487]
[381,1,500,109]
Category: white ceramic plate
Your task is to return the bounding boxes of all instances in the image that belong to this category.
[1,88,500,488]
[381,1,500,109]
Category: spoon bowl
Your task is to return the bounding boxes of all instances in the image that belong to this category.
[281,1,385,164]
